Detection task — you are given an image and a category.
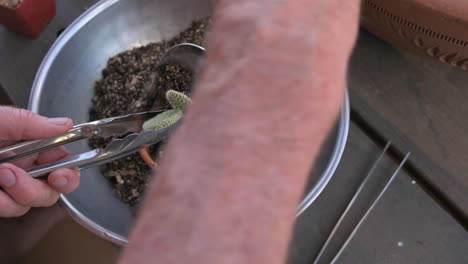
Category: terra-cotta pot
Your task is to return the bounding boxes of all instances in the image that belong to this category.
[0,0,55,38]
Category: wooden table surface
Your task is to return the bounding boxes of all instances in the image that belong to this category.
[0,1,467,263]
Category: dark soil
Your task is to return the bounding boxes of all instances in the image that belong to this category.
[89,18,210,206]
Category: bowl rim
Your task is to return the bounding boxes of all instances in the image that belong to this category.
[28,0,349,245]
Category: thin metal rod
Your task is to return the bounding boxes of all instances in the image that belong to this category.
[329,152,411,264]
[313,141,392,264]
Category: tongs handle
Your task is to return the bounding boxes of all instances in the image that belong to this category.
[25,126,174,177]
[0,111,163,164]
[0,126,93,164]
[26,149,101,178]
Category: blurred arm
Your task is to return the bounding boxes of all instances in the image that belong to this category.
[121,0,360,263]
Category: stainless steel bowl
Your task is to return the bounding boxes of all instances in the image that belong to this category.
[29,0,349,245]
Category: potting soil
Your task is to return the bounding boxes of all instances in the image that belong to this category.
[89,18,210,206]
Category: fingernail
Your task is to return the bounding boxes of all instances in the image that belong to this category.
[0,169,16,188]
[48,117,70,126]
[52,177,68,188]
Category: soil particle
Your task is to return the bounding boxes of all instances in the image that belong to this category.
[89,18,210,206]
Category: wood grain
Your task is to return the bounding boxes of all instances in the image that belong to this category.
[349,29,468,218]
[289,123,385,264]
[334,167,468,264]
[289,122,468,263]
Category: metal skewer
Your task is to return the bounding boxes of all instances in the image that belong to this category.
[329,152,411,264]
[313,141,392,264]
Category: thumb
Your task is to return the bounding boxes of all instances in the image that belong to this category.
[0,107,73,141]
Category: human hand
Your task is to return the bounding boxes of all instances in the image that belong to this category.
[0,107,80,217]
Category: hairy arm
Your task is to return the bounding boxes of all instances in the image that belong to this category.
[120,0,360,263]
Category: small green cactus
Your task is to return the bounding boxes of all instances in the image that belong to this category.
[166,90,192,111]
[142,90,191,131]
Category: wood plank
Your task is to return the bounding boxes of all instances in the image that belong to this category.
[289,122,468,264]
[0,0,100,107]
[349,29,468,218]
[333,168,468,264]
[289,122,386,264]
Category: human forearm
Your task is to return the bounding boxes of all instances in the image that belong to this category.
[121,1,360,263]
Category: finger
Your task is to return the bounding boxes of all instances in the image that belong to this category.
[0,106,73,141]
[0,139,16,148]
[47,168,80,194]
[0,191,30,217]
[10,154,38,169]
[0,164,60,207]
[10,146,70,171]
[36,146,71,165]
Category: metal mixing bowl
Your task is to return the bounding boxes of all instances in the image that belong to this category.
[29,0,349,245]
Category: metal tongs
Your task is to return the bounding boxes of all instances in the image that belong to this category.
[0,111,175,178]
[0,43,206,178]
